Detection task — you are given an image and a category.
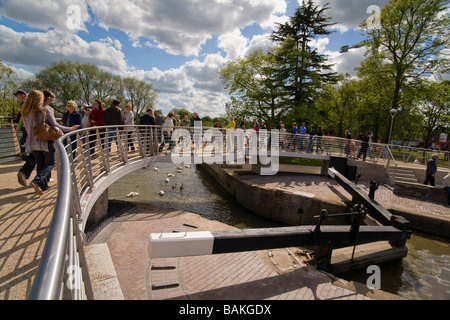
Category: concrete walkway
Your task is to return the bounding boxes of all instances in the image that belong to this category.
[0,160,57,300]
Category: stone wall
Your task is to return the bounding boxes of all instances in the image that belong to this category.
[201,164,350,226]
[393,181,448,205]
[87,189,109,226]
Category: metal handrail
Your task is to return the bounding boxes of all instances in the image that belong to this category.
[29,136,93,300]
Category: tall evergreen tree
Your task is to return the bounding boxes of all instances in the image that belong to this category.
[270,0,338,113]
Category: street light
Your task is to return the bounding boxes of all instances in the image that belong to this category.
[388,108,398,145]
[339,43,365,53]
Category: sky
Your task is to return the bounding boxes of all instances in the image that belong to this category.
[0,0,390,117]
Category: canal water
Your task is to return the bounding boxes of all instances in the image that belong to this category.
[108,163,450,300]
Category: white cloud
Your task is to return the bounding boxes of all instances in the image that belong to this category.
[311,38,330,53]
[125,53,229,117]
[0,0,90,32]
[0,25,128,73]
[218,30,249,60]
[313,0,388,32]
[327,47,367,77]
[87,0,287,56]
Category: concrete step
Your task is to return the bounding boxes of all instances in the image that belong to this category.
[84,243,124,300]
[396,168,415,173]
[395,177,419,183]
[392,167,418,184]
[396,172,416,177]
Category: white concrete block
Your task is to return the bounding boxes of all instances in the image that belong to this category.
[149,231,214,259]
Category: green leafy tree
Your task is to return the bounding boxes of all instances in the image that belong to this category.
[415,80,450,147]
[354,54,396,142]
[75,63,99,106]
[0,59,19,117]
[219,49,285,125]
[122,77,158,117]
[315,75,359,137]
[18,60,158,117]
[94,70,123,103]
[26,60,81,114]
[362,0,449,119]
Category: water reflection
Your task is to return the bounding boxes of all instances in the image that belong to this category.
[108,163,450,300]
[108,163,284,229]
[337,232,450,300]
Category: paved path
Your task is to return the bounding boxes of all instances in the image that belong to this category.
[0,160,57,300]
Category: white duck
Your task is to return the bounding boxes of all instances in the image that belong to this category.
[127,186,140,198]
[159,183,165,196]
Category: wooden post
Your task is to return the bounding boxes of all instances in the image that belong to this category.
[312,244,333,271]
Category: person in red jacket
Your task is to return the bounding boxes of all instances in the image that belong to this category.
[88,99,106,155]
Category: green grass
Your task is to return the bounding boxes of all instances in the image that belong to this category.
[279,157,322,167]
[390,149,449,168]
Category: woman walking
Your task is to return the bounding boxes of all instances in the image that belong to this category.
[21,90,80,196]
[61,100,83,159]
[124,103,136,152]
[158,112,175,153]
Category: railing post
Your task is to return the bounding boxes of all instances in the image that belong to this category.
[97,130,110,174]
[67,143,83,219]
[136,127,146,157]
[116,127,128,164]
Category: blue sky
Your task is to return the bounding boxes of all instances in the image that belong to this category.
[0,0,386,117]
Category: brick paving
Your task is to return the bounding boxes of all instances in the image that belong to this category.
[0,160,57,300]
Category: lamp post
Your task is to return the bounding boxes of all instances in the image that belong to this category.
[388,108,398,145]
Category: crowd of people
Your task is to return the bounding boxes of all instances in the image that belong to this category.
[15,89,80,196]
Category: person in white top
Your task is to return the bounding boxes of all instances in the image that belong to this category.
[443,173,450,205]
[124,104,135,152]
[158,111,175,152]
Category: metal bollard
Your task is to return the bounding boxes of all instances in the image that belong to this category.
[369,180,379,199]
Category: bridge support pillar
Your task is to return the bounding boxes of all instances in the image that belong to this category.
[320,160,330,176]
[87,189,109,226]
[251,162,263,175]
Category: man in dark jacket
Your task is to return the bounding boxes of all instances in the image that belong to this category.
[191,112,202,126]
[424,154,438,186]
[103,99,124,153]
[140,109,156,154]
[140,109,156,126]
